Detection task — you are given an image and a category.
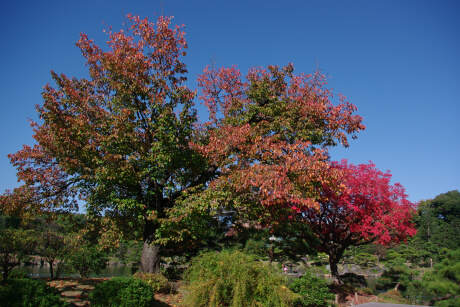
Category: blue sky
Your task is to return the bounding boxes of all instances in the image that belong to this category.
[1,0,459,204]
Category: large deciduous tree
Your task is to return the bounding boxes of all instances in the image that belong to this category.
[188,64,365,228]
[1,14,214,273]
[298,160,417,282]
[1,14,366,273]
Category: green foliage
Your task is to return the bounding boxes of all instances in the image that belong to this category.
[132,272,171,293]
[422,249,460,303]
[288,272,335,307]
[376,266,417,292]
[361,287,374,295]
[0,278,69,307]
[67,244,107,277]
[435,297,460,307]
[37,231,75,279]
[89,276,156,307]
[240,221,318,263]
[0,228,37,280]
[0,214,21,230]
[183,249,296,307]
[412,190,460,256]
[7,271,30,279]
[113,239,142,264]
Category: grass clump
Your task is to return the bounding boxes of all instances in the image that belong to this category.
[183,249,296,307]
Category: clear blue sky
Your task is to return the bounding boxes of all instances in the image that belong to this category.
[1,0,459,204]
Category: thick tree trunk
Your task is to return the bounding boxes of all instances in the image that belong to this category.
[326,245,346,284]
[329,259,342,284]
[140,241,162,273]
[139,219,162,273]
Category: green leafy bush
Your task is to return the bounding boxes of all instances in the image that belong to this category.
[132,272,171,293]
[288,272,335,307]
[89,276,156,307]
[8,271,30,279]
[0,278,69,307]
[183,249,296,307]
[361,287,374,295]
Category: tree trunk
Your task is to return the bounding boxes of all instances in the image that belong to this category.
[329,258,342,284]
[268,246,275,263]
[140,241,162,273]
[326,246,346,284]
[139,219,162,273]
[49,260,54,279]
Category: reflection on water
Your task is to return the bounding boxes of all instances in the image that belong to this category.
[13,264,138,278]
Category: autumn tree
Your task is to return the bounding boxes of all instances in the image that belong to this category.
[1,14,366,274]
[177,63,365,238]
[298,160,417,282]
[0,14,214,273]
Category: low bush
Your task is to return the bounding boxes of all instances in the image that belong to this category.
[361,287,374,295]
[132,272,171,293]
[8,271,30,279]
[183,249,296,307]
[89,276,156,307]
[0,278,69,307]
[288,272,335,307]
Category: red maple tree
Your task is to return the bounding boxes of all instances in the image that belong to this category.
[298,160,417,282]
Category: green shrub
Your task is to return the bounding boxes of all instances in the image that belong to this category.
[132,272,171,293]
[8,271,30,279]
[183,249,296,307]
[288,272,335,307]
[0,278,69,307]
[89,276,156,307]
[361,287,374,295]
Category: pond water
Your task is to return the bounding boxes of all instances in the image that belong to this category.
[13,264,138,278]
